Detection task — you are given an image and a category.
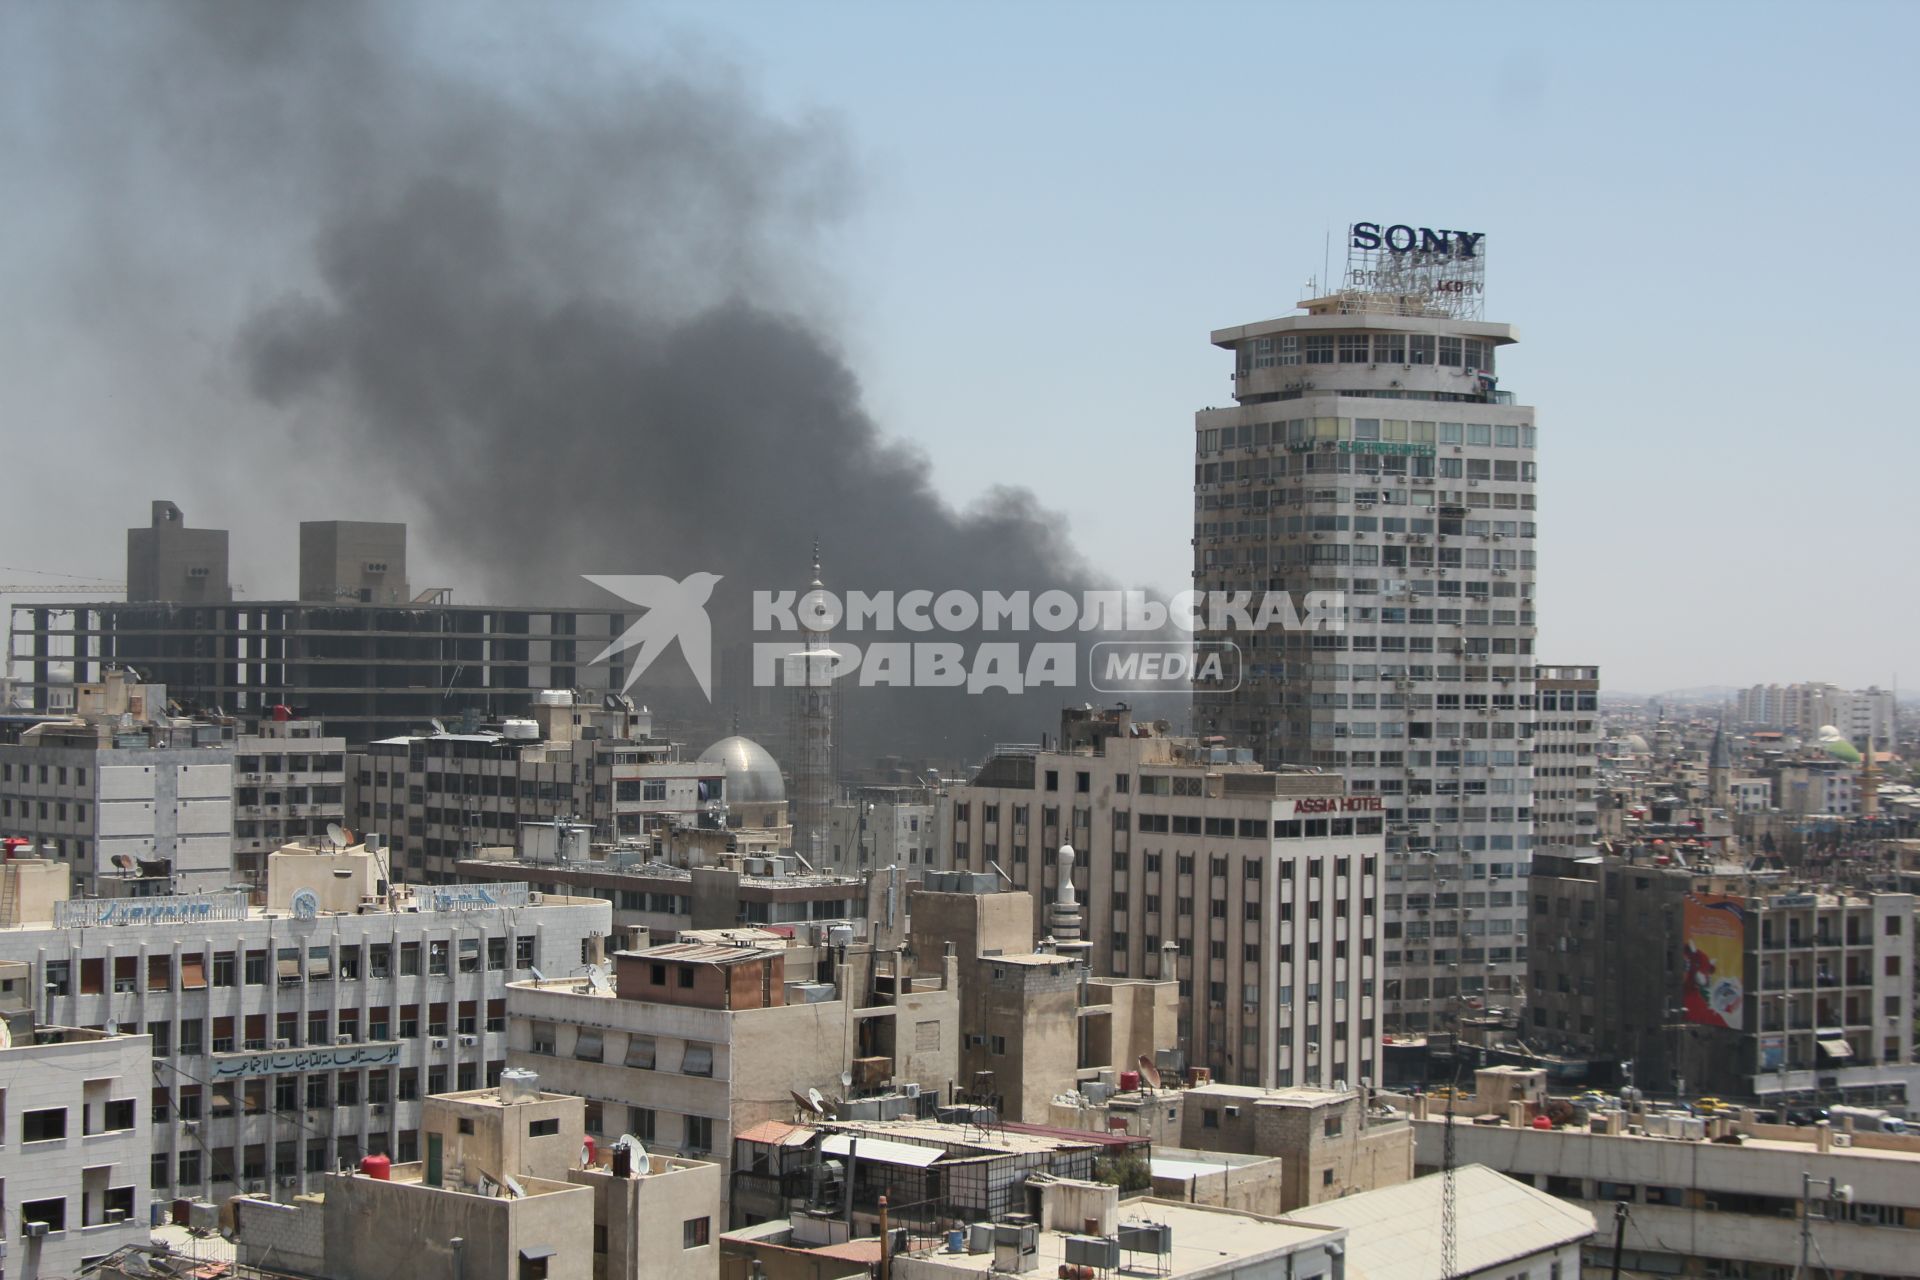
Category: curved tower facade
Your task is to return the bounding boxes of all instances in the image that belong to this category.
[1193,225,1537,1033]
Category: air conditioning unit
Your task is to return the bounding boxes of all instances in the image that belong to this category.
[24,1221,48,1240]
[272,1039,291,1050]
[430,1037,448,1050]
[459,1034,479,1047]
[181,1120,199,1134]
[337,1034,354,1045]
[372,1103,388,1115]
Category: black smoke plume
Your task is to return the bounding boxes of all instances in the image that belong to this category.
[7,2,1161,764]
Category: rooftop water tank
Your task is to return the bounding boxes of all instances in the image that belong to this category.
[535,690,575,707]
[502,719,540,741]
[499,1067,541,1104]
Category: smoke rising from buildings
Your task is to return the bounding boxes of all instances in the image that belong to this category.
[4,1,1133,762]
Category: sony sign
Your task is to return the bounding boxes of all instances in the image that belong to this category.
[1350,223,1485,258]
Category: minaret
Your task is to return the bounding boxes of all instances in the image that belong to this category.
[1708,715,1732,810]
[1860,732,1880,819]
[1048,844,1090,966]
[787,544,837,863]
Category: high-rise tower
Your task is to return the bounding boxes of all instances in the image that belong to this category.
[1192,223,1537,1032]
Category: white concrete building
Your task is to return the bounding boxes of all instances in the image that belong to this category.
[943,706,1384,1091]
[1417,1112,1920,1279]
[1193,235,1539,1032]
[0,841,610,1205]
[0,692,237,895]
[825,784,938,872]
[232,717,346,887]
[0,1024,153,1280]
[1532,666,1598,849]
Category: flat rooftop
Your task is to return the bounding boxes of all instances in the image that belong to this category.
[822,1119,1099,1159]
[901,1200,1339,1276]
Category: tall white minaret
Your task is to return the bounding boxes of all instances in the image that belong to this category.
[1048,844,1090,966]
[786,544,837,864]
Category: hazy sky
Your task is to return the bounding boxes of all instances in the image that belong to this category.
[3,0,1915,697]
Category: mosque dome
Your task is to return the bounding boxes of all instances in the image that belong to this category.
[1822,737,1862,763]
[698,736,787,806]
[1618,733,1651,754]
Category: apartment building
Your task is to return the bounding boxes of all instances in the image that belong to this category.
[823,783,939,872]
[232,1084,721,1280]
[505,936,958,1211]
[1175,1082,1413,1212]
[905,878,1180,1122]
[0,1022,153,1279]
[1532,665,1598,848]
[456,821,881,944]
[943,705,1384,1090]
[1527,846,1913,1100]
[0,671,236,893]
[232,715,346,886]
[351,692,727,882]
[0,841,609,1205]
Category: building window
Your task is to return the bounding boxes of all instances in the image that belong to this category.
[528,1118,560,1137]
[22,1198,66,1233]
[23,1108,67,1142]
[1338,335,1369,363]
[683,1217,711,1249]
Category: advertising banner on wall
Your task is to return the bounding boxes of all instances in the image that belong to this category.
[1681,893,1746,1029]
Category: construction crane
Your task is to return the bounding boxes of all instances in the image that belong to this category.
[0,566,126,595]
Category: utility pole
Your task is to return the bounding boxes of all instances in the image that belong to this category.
[1608,1202,1629,1280]
[1797,1170,1853,1280]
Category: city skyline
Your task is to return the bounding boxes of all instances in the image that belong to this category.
[2,1,1915,706]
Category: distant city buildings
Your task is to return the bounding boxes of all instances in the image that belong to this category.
[1736,681,1897,748]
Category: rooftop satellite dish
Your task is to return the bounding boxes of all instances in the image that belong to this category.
[791,1089,822,1116]
[111,853,136,871]
[502,1174,527,1200]
[529,967,547,982]
[807,1087,827,1114]
[839,1071,853,1090]
[325,823,348,850]
[586,969,614,995]
[1136,1054,1163,1089]
[431,717,448,735]
[106,1019,119,1036]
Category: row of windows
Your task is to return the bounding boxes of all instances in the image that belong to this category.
[0,761,89,787]
[1243,334,1495,372]
[1200,417,1528,454]
[1201,458,1532,489]
[46,936,539,996]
